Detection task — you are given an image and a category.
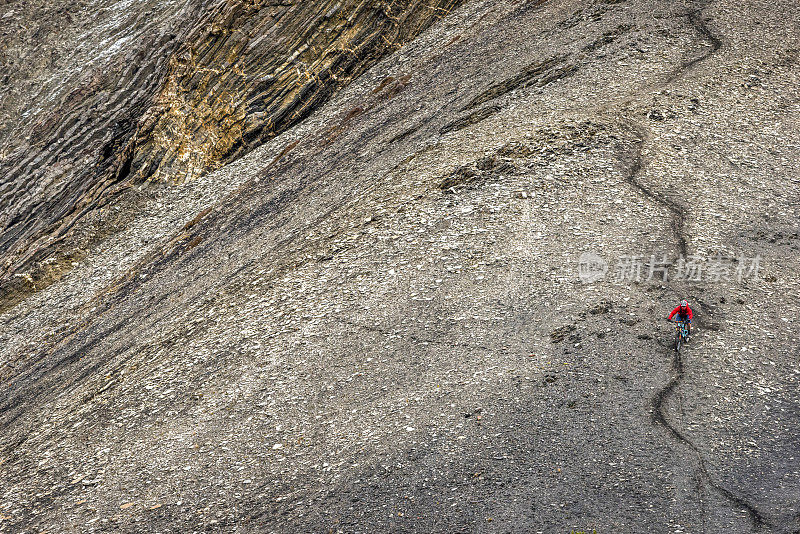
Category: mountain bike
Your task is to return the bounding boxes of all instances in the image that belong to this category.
[671,319,690,352]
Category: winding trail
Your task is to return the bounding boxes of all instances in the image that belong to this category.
[666,7,724,83]
[623,124,773,531]
[618,4,775,530]
[622,126,688,258]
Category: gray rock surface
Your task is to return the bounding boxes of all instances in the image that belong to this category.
[1,0,799,532]
[0,0,465,310]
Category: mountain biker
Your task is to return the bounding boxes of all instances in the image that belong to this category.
[667,299,693,337]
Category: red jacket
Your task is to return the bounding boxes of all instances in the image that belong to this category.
[668,305,693,321]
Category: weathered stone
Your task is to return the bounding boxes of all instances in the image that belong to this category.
[2,0,800,532]
[0,0,464,310]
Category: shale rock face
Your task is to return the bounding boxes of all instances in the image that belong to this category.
[2,0,800,533]
[145,0,465,182]
[0,0,463,311]
[0,0,203,297]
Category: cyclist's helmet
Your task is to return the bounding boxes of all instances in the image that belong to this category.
[680,299,688,308]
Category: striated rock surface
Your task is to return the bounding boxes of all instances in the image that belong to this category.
[1,0,800,532]
[0,0,463,311]
[0,0,204,304]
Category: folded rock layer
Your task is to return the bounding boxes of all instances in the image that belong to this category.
[0,0,463,311]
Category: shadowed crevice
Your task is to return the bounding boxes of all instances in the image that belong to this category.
[439,105,501,135]
[619,122,772,531]
[651,344,773,530]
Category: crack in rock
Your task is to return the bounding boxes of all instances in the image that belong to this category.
[622,6,775,523]
[622,124,689,258]
[652,345,773,531]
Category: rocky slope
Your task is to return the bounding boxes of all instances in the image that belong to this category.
[1,0,800,532]
[0,0,463,311]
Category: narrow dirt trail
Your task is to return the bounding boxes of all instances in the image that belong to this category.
[652,344,773,530]
[615,3,776,530]
[625,118,774,532]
